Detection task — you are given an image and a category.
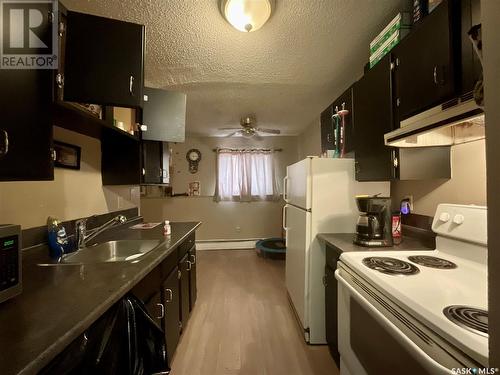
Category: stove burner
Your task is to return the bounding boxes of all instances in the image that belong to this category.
[408,256,457,269]
[443,306,488,337]
[362,257,420,276]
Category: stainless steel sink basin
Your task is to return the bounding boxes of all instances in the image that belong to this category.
[60,240,160,264]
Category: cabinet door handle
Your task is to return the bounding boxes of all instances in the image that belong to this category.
[55,73,64,89]
[129,75,134,95]
[156,303,165,319]
[189,254,196,264]
[186,260,192,271]
[158,167,163,177]
[433,66,438,84]
[165,288,173,303]
[0,130,9,156]
[392,149,399,169]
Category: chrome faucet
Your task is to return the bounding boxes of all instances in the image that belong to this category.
[75,215,127,249]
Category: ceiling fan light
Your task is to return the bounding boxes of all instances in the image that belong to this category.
[220,0,274,33]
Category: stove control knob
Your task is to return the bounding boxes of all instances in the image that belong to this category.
[453,214,465,225]
[439,212,450,222]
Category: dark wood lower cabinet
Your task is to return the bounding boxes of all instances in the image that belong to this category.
[131,232,197,366]
[179,254,190,331]
[325,265,340,366]
[163,266,181,361]
[325,244,342,367]
[145,291,163,328]
[189,247,197,311]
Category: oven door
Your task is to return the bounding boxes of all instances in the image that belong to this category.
[336,265,466,375]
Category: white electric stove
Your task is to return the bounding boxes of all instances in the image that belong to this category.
[336,204,488,375]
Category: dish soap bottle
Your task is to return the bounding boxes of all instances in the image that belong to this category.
[47,217,72,259]
[163,220,171,236]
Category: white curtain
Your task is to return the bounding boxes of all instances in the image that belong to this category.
[214,149,279,202]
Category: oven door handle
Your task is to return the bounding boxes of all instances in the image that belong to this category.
[335,273,453,374]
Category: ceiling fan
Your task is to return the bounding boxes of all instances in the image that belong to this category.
[218,116,281,138]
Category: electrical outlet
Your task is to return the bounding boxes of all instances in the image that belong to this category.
[235,226,241,233]
[402,195,414,213]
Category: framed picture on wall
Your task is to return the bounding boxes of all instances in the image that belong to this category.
[54,141,81,170]
[188,181,200,196]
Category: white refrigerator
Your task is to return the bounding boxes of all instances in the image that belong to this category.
[283,157,390,344]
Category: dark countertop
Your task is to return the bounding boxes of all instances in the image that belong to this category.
[0,221,201,375]
[318,233,434,254]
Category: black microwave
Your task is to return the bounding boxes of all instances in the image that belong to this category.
[0,225,22,303]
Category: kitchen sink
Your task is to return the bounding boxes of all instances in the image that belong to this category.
[58,240,160,264]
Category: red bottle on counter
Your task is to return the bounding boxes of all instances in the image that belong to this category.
[392,212,402,245]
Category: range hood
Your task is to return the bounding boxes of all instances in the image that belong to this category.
[385,96,485,148]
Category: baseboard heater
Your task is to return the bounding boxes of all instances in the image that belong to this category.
[195,238,260,250]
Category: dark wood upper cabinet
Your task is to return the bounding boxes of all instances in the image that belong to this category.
[332,86,355,158]
[101,128,141,185]
[0,55,54,182]
[353,54,397,182]
[320,87,355,157]
[142,88,186,142]
[63,11,145,108]
[142,140,164,185]
[393,0,458,121]
[459,0,481,96]
[320,105,334,155]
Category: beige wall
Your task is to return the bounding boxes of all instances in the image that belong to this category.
[391,139,487,216]
[0,127,140,229]
[298,117,322,159]
[141,197,285,240]
[141,135,299,240]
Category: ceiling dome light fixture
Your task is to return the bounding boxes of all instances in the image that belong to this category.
[220,0,275,33]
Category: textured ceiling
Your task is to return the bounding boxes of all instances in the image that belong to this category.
[62,0,408,136]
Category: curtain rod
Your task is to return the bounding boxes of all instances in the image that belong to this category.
[213,148,283,152]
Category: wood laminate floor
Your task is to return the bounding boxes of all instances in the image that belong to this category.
[170,250,339,375]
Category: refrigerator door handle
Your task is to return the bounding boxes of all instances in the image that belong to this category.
[283,176,289,202]
[282,205,288,230]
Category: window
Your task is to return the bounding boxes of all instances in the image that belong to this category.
[214,149,279,201]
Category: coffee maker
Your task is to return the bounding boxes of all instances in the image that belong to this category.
[354,195,393,247]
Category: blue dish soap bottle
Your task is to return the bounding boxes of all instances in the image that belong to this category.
[47,217,73,260]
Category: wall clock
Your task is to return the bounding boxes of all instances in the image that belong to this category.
[186,149,202,174]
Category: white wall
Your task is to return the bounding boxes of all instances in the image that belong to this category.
[298,117,322,159]
[0,127,140,229]
[140,135,299,240]
[391,139,487,216]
